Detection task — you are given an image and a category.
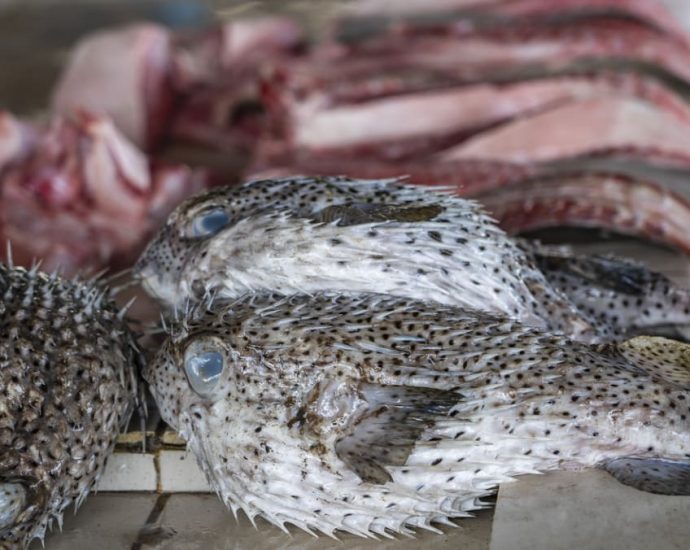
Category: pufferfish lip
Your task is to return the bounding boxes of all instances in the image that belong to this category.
[136,271,157,296]
[132,252,155,283]
[136,269,179,309]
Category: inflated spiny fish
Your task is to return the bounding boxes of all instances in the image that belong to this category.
[135,176,690,341]
[135,176,594,340]
[0,263,140,549]
[146,292,690,537]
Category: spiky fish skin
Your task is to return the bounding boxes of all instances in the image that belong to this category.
[135,176,594,340]
[146,292,690,538]
[530,243,690,340]
[0,264,140,549]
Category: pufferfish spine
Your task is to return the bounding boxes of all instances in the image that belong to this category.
[134,176,596,340]
[0,262,141,549]
[146,292,690,539]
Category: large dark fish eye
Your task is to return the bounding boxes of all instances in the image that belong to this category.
[184,346,226,397]
[190,208,230,238]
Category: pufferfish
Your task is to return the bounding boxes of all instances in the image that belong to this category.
[134,176,593,339]
[0,263,140,549]
[146,291,690,538]
[134,176,690,342]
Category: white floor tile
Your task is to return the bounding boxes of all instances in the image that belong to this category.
[490,470,690,550]
[97,452,158,492]
[30,494,158,550]
[158,450,211,492]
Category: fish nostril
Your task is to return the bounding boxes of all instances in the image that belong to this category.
[0,482,27,529]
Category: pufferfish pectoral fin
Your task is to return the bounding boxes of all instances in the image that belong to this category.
[616,336,690,390]
[313,203,444,226]
[335,384,459,484]
[602,458,690,495]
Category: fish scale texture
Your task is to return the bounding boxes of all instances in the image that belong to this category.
[147,292,690,538]
[0,264,140,549]
[136,176,593,340]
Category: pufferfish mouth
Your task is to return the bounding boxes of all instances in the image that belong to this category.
[135,268,178,309]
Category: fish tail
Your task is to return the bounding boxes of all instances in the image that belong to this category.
[616,335,690,390]
[534,249,690,336]
[602,336,690,495]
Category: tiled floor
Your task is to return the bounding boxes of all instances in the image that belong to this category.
[30,494,157,549]
[34,493,494,550]
[492,471,690,550]
[31,471,690,550]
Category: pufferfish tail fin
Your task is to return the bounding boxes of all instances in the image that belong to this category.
[602,458,690,495]
[616,335,690,390]
[602,336,690,495]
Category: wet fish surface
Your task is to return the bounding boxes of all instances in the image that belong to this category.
[524,241,690,340]
[135,176,595,339]
[135,176,690,342]
[0,263,141,549]
[146,291,690,538]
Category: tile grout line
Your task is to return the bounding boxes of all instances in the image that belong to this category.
[487,485,505,550]
[130,493,171,550]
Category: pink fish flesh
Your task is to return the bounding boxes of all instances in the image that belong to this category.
[266,72,690,162]
[477,172,690,254]
[439,96,690,168]
[0,113,209,274]
[52,23,174,150]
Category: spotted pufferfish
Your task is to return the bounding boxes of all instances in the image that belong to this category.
[146,291,690,538]
[0,263,140,549]
[135,176,690,342]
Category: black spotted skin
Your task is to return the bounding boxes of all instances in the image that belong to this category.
[531,246,690,339]
[0,264,140,549]
[135,176,595,340]
[146,292,690,538]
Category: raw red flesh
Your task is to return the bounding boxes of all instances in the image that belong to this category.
[340,0,492,15]
[169,17,305,153]
[310,19,690,89]
[40,8,690,264]
[476,172,690,254]
[438,96,690,168]
[52,24,174,150]
[0,112,35,174]
[50,18,304,154]
[271,72,690,162]
[174,17,304,88]
[0,113,209,274]
[168,83,268,154]
[483,0,683,39]
[340,0,689,46]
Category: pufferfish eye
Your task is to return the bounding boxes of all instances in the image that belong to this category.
[183,340,226,397]
[189,208,230,238]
